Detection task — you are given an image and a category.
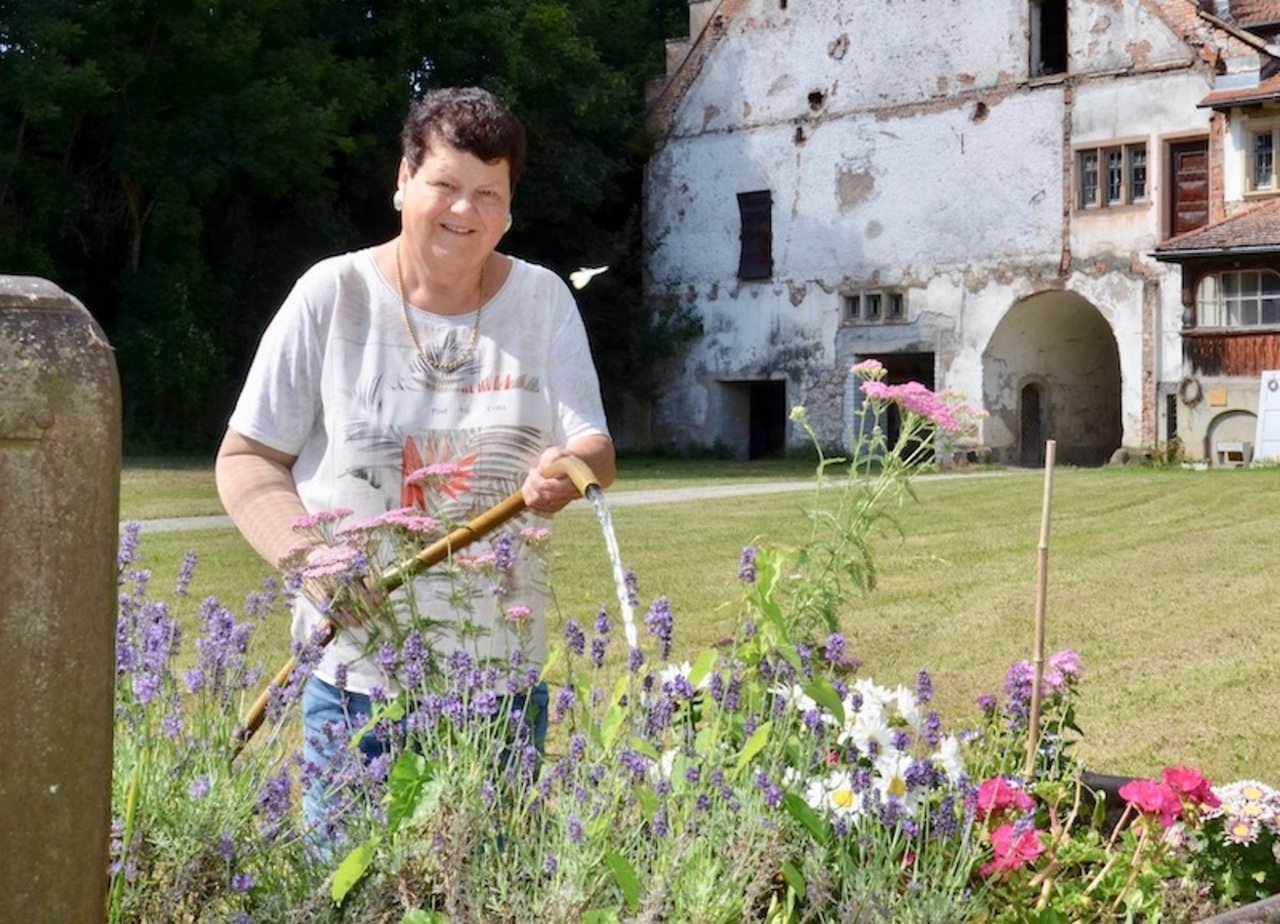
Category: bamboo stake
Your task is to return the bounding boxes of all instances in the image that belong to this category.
[231,457,601,760]
[1024,439,1057,780]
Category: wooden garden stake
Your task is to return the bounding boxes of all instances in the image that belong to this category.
[1024,439,1057,780]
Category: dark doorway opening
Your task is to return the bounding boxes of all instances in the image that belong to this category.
[1020,382,1046,466]
[853,352,936,454]
[1031,0,1067,76]
[720,380,787,459]
[748,380,786,459]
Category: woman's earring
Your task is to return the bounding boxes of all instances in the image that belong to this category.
[393,188,405,212]
[504,214,513,233]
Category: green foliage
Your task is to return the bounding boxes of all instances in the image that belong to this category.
[1,0,691,450]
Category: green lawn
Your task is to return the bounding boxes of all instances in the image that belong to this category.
[121,459,1280,784]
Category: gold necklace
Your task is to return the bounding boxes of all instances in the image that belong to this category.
[395,241,485,373]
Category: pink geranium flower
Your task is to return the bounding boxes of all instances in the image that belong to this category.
[1162,766,1219,809]
[1118,778,1183,828]
[980,824,1046,877]
[977,777,1036,820]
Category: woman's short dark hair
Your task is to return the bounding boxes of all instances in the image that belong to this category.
[401,87,527,189]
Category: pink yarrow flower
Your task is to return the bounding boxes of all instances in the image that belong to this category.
[980,823,1046,877]
[860,380,962,432]
[298,543,366,579]
[850,358,886,380]
[293,508,354,531]
[504,605,533,626]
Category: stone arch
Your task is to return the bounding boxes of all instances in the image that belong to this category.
[982,290,1122,466]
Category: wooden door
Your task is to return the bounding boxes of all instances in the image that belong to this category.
[1169,140,1209,236]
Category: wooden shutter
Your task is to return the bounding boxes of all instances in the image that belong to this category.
[737,191,773,280]
[1170,140,1209,236]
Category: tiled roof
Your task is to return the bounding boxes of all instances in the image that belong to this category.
[1229,0,1280,27]
[1199,70,1280,106]
[1155,198,1280,256]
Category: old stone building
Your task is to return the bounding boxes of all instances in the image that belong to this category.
[641,0,1280,464]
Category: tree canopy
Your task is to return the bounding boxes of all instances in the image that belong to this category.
[0,0,695,451]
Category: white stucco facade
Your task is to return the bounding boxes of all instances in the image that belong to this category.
[643,0,1237,463]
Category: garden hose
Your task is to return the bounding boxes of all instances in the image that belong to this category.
[231,456,601,760]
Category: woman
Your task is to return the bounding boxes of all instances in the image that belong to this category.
[215,87,615,827]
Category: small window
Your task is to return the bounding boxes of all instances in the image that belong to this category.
[1030,0,1067,77]
[1077,143,1147,209]
[737,190,773,280]
[842,289,908,325]
[1250,128,1277,192]
[1196,269,1280,328]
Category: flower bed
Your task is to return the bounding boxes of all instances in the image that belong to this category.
[109,363,1279,923]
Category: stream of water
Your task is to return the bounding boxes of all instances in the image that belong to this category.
[586,487,638,650]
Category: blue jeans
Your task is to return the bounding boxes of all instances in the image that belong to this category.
[301,676,549,834]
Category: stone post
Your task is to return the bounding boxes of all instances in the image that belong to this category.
[0,276,120,922]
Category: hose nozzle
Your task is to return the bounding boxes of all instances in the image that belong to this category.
[542,455,602,499]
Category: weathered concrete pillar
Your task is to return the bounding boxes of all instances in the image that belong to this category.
[0,276,120,922]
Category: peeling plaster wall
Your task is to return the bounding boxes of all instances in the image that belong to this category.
[644,0,1216,457]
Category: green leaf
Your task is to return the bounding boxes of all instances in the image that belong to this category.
[331,835,380,905]
[601,703,625,749]
[582,910,621,924]
[781,860,806,895]
[605,849,641,912]
[350,698,406,750]
[734,719,773,778]
[629,736,661,761]
[688,647,719,690]
[802,678,845,726]
[401,911,447,924]
[783,791,830,844]
[1033,909,1068,924]
[539,646,563,682]
[385,751,431,831]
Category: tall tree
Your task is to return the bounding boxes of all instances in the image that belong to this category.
[0,0,692,451]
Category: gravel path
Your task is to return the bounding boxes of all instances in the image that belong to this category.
[123,469,1021,533]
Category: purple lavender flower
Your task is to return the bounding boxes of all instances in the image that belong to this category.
[737,546,758,583]
[544,854,559,875]
[754,770,784,809]
[554,686,576,722]
[117,523,142,572]
[174,551,198,596]
[374,642,399,675]
[975,693,998,715]
[915,669,934,705]
[569,733,587,763]
[563,619,586,656]
[628,646,645,673]
[923,711,943,748]
[905,759,936,790]
[492,534,517,573]
[643,597,674,660]
[624,571,639,607]
[188,775,211,800]
[231,871,254,893]
[825,633,846,664]
[652,805,670,837]
[567,813,584,843]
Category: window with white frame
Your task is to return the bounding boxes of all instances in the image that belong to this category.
[843,289,907,323]
[1196,269,1280,328]
[1247,124,1279,192]
[1077,143,1147,209]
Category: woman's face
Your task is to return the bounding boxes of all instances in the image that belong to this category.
[398,134,512,273]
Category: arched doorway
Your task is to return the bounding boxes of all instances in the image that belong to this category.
[983,291,1122,466]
